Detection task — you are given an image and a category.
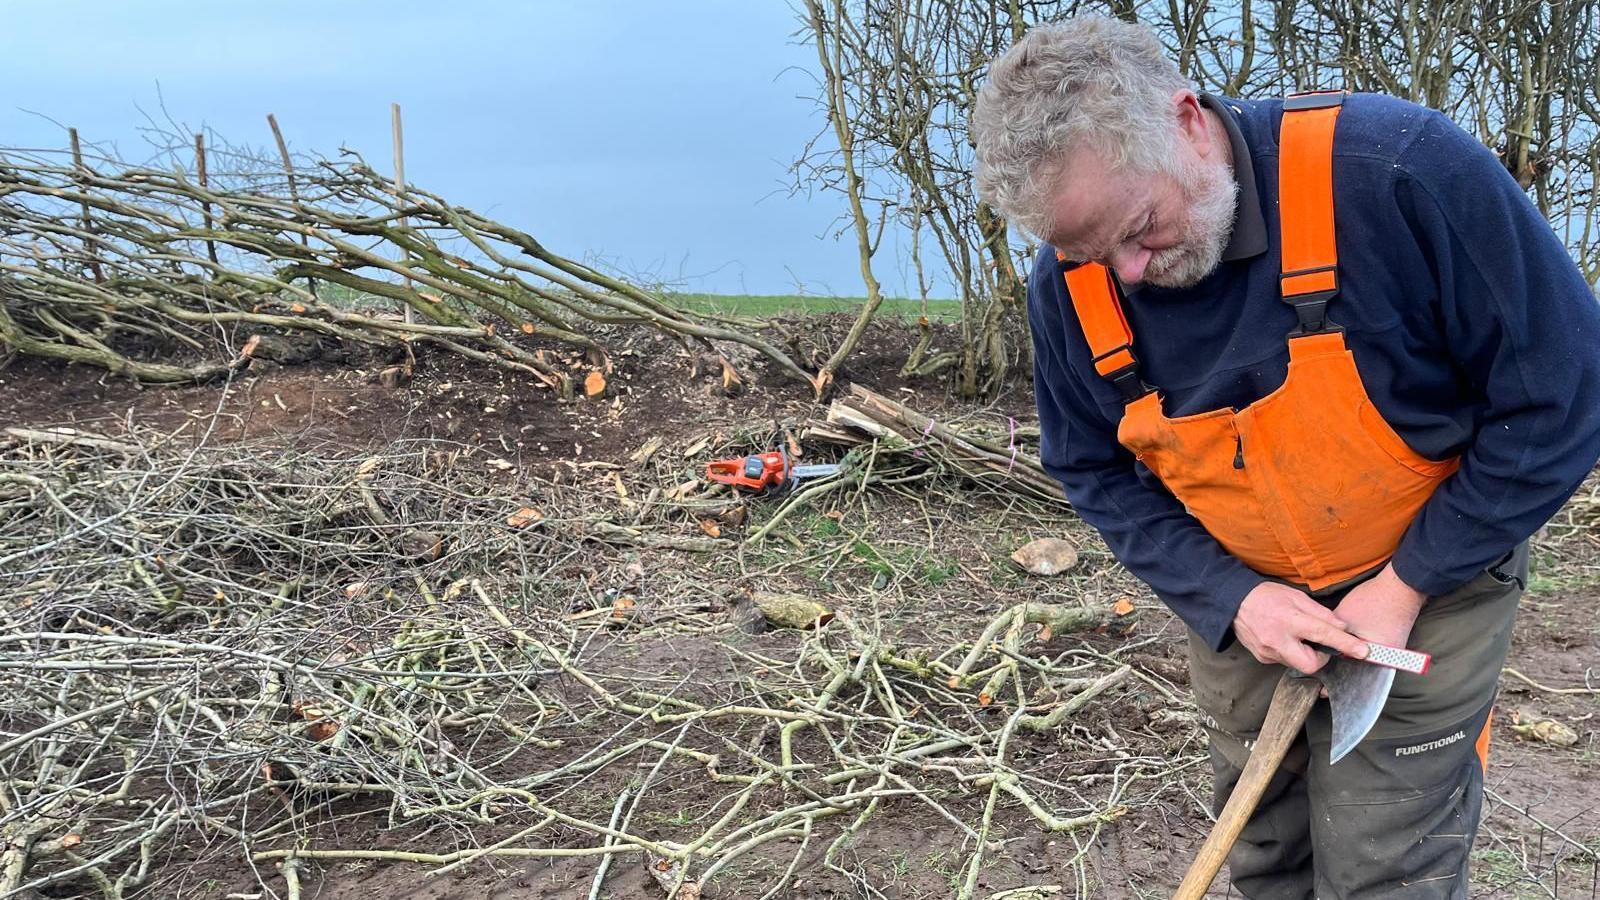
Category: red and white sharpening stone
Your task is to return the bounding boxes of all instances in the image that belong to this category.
[1363,641,1431,674]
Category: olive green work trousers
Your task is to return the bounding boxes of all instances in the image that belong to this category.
[1186,542,1528,899]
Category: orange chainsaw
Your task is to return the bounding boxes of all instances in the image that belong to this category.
[705,449,840,492]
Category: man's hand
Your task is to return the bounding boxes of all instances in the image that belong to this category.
[1331,562,1427,652]
[1232,581,1370,674]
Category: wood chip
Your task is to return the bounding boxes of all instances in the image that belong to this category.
[398,529,444,561]
[611,596,637,622]
[645,853,701,899]
[1511,709,1579,746]
[507,507,544,528]
[751,592,833,630]
[719,356,743,395]
[666,479,702,501]
[1011,538,1080,576]
[629,436,663,465]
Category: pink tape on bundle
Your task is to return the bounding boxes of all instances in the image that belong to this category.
[1007,417,1018,473]
[910,417,936,458]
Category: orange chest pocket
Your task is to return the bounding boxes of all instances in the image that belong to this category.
[1114,334,1457,588]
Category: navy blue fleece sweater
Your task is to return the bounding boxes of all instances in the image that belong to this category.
[1028,93,1600,650]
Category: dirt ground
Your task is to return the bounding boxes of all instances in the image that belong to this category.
[2,321,1596,899]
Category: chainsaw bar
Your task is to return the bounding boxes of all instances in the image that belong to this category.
[789,463,841,481]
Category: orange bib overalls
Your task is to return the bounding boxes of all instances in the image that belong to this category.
[1058,92,1458,590]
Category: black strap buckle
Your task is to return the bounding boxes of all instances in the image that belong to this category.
[1094,357,1151,401]
[1110,367,1148,401]
[1280,266,1342,335]
[1286,291,1338,335]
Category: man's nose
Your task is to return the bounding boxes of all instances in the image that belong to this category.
[1109,246,1152,285]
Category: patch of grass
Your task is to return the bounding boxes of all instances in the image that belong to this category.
[1469,845,1600,899]
[851,540,895,580]
[668,292,961,323]
[313,282,379,310]
[1521,546,1600,596]
[922,554,960,586]
[886,849,912,879]
[846,540,952,587]
[1526,568,1600,595]
[739,542,793,571]
[1471,848,1546,899]
[988,554,1028,587]
[657,807,698,826]
[923,849,963,895]
[800,512,843,538]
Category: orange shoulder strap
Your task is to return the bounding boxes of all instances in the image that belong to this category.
[1056,253,1146,398]
[1278,90,1344,330]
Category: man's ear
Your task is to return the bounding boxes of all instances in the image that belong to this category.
[1172,90,1213,157]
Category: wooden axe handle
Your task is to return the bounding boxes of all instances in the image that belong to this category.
[1172,672,1320,899]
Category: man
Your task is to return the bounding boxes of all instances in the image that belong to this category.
[971,15,1600,900]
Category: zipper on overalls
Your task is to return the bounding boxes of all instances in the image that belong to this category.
[1231,419,1245,469]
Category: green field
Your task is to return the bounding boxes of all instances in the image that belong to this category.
[312,284,962,322]
[666,293,961,321]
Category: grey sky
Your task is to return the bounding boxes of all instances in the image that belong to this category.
[2,1,920,296]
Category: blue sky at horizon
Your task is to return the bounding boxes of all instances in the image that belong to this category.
[1,1,940,297]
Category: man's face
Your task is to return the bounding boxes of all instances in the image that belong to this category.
[1041,103,1238,289]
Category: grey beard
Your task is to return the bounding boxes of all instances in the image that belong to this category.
[1142,158,1239,289]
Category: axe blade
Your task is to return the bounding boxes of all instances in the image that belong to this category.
[1318,655,1396,764]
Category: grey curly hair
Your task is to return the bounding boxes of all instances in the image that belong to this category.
[971,16,1192,240]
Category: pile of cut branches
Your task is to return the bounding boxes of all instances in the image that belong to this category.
[0,426,1194,900]
[810,384,1066,504]
[0,139,815,393]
